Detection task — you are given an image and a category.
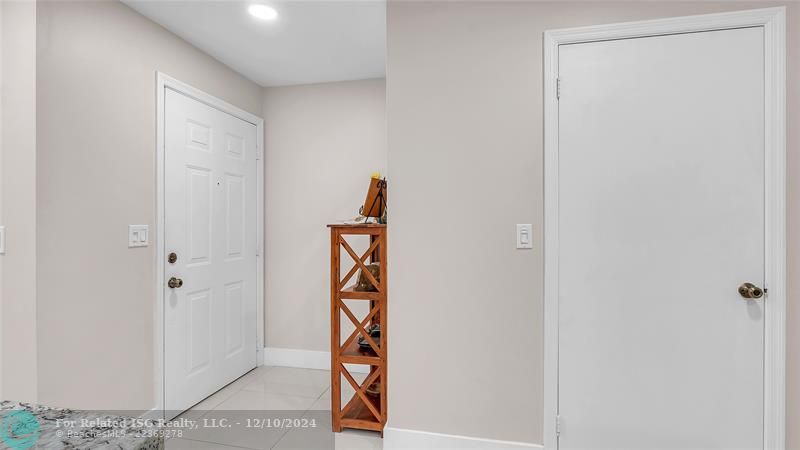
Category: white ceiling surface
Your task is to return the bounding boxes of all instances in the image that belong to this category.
[123,1,386,87]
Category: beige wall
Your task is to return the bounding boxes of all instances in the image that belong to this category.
[386,1,799,445]
[263,79,387,351]
[35,0,262,411]
[1,0,38,403]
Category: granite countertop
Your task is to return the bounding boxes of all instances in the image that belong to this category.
[0,401,164,449]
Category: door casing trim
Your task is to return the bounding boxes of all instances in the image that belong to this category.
[154,72,265,418]
[543,8,786,449]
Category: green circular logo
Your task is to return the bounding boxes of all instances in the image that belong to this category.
[0,411,40,450]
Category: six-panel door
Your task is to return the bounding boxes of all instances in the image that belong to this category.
[164,88,258,415]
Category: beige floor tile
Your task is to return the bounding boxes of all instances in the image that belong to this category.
[164,366,383,450]
[271,411,335,450]
[225,367,271,391]
[178,410,291,450]
[308,389,332,411]
[241,375,329,399]
[170,391,232,421]
[171,367,266,420]
[182,369,261,414]
[249,366,331,388]
[213,389,318,411]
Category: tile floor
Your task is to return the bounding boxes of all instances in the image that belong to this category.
[165,366,383,450]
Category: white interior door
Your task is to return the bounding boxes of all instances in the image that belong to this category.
[557,27,765,449]
[165,88,258,414]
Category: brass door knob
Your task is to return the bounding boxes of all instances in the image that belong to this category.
[738,282,764,299]
[168,277,184,289]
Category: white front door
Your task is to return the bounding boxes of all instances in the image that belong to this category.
[557,27,765,448]
[164,88,258,414]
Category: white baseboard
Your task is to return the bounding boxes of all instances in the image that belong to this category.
[263,347,368,374]
[264,347,329,370]
[384,426,543,450]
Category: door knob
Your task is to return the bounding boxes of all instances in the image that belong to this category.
[738,282,764,299]
[168,277,184,289]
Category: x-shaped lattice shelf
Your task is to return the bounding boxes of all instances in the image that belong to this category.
[329,224,387,433]
[338,236,383,293]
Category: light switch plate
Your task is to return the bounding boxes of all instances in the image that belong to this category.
[129,225,149,248]
[516,224,533,249]
[0,226,5,254]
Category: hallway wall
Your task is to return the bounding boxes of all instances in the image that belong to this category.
[35,0,262,411]
[262,79,387,353]
[386,1,799,445]
[1,0,38,403]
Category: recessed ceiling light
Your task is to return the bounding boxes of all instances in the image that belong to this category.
[248,4,278,21]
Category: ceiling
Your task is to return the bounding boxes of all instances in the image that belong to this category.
[123,0,386,87]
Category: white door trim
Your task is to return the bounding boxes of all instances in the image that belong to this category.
[543,8,786,450]
[154,72,265,418]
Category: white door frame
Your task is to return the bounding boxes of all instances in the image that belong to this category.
[154,72,265,419]
[543,8,786,450]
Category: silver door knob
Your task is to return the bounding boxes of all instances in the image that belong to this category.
[168,277,184,289]
[738,282,764,299]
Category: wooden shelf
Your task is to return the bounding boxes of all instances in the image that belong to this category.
[340,339,380,365]
[330,225,387,435]
[327,223,386,228]
[339,285,381,301]
[341,394,382,431]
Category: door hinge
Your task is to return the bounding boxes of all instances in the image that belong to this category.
[556,78,561,100]
[556,415,561,436]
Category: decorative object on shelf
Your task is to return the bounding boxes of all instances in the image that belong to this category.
[358,173,387,224]
[365,382,381,397]
[358,324,381,351]
[329,223,387,435]
[355,263,380,292]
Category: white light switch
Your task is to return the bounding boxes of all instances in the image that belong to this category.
[129,225,149,248]
[516,224,533,249]
[0,226,5,254]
